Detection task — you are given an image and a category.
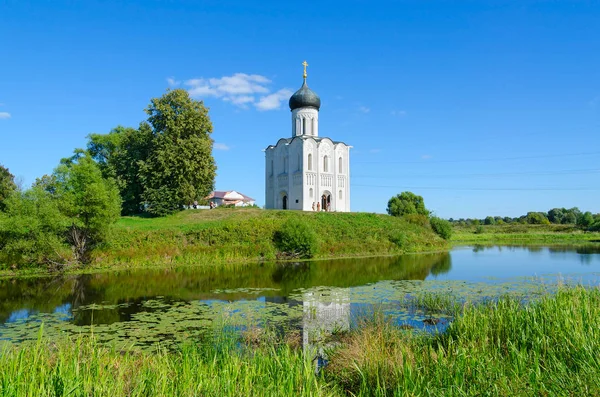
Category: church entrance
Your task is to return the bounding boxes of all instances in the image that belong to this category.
[282,195,288,210]
[321,192,331,212]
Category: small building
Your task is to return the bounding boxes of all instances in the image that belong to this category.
[206,191,256,207]
[265,61,351,212]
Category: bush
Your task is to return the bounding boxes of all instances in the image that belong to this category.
[430,216,453,240]
[388,232,406,248]
[273,219,317,259]
[403,214,430,228]
[474,225,484,234]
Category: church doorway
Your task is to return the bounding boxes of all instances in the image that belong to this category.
[321,192,331,212]
[282,195,288,210]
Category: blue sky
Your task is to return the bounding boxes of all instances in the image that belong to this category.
[1,0,599,218]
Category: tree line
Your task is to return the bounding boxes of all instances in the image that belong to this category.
[0,89,217,267]
[449,207,600,231]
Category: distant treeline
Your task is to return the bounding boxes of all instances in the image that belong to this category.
[449,207,600,230]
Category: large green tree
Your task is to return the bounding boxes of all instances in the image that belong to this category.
[87,123,153,215]
[139,89,216,216]
[0,164,16,212]
[386,192,430,218]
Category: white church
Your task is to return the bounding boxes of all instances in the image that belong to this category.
[265,62,351,212]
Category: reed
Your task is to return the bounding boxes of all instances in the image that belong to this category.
[2,287,599,396]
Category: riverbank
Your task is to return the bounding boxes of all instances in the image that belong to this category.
[451,223,600,245]
[1,286,598,396]
[1,208,448,278]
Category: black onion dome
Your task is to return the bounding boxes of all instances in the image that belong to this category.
[289,80,321,111]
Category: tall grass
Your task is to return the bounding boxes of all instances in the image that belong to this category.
[0,328,338,396]
[3,287,599,396]
[327,286,600,396]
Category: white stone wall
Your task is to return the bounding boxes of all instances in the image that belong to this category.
[265,106,350,212]
[292,108,319,137]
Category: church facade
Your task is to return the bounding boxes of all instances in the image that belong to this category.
[265,62,351,212]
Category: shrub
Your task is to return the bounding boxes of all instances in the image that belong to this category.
[403,214,430,228]
[430,216,453,240]
[474,225,484,234]
[388,232,406,248]
[273,219,317,259]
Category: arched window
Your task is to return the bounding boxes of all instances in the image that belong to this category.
[323,155,329,172]
[339,190,342,200]
[309,188,313,198]
[338,157,342,173]
[270,160,273,176]
[283,156,287,171]
[302,118,306,135]
[312,118,315,136]
[308,153,312,171]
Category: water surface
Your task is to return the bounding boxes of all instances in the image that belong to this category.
[1,245,599,349]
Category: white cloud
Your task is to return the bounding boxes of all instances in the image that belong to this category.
[0,112,11,119]
[255,88,293,111]
[391,110,407,117]
[359,106,370,113]
[167,77,181,87]
[181,73,291,111]
[214,143,230,151]
[369,149,381,154]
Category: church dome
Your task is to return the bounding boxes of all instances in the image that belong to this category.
[289,80,321,111]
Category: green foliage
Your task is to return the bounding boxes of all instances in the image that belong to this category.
[386,191,430,218]
[0,164,16,212]
[273,219,318,259]
[0,187,71,266]
[87,124,153,215]
[484,216,495,225]
[430,216,453,240]
[526,211,550,225]
[576,211,594,228]
[402,213,430,228]
[474,225,484,234]
[140,89,216,216]
[0,152,121,267]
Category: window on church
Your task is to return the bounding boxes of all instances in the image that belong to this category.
[338,157,342,173]
[283,156,287,171]
[323,156,329,172]
[302,118,306,135]
[311,118,315,136]
[308,154,312,171]
[270,160,273,176]
[339,190,342,200]
[310,188,313,198]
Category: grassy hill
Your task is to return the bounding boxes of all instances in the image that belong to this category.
[96,208,448,269]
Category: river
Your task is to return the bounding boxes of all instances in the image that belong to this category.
[1,245,599,350]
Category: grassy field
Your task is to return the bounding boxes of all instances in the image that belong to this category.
[1,287,598,396]
[452,223,600,245]
[90,208,448,270]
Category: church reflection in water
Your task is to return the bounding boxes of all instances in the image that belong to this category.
[0,253,453,347]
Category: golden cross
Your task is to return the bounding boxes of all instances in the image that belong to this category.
[302,60,308,79]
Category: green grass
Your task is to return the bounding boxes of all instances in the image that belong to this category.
[2,287,599,396]
[452,223,600,245]
[92,208,447,270]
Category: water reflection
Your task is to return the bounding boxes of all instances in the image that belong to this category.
[1,245,599,349]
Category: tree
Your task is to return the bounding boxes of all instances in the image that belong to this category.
[0,187,71,266]
[87,124,153,215]
[54,151,122,263]
[484,216,496,225]
[526,212,550,225]
[386,192,429,218]
[139,89,217,216]
[430,216,453,240]
[0,164,16,212]
[576,211,594,228]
